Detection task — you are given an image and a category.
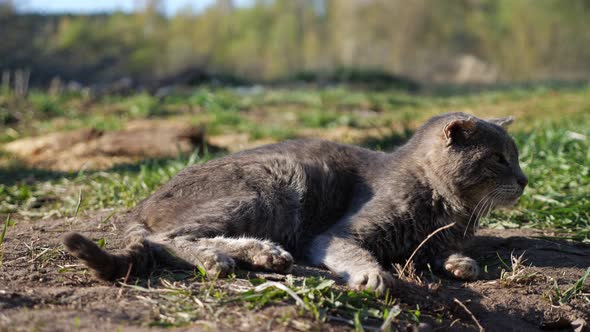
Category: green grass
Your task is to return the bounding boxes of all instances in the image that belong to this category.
[125,274,423,329]
[0,215,8,246]
[1,84,589,329]
[484,114,590,241]
[549,267,590,305]
[1,85,590,241]
[0,215,11,265]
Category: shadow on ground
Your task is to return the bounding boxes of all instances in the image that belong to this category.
[0,149,227,186]
[1,212,588,332]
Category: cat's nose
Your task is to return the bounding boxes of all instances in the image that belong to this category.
[517,176,528,188]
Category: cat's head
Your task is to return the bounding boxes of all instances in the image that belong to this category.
[416,112,528,212]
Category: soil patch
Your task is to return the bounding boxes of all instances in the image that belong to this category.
[2,121,209,172]
[2,119,407,171]
[1,213,588,331]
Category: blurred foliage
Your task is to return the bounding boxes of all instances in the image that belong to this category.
[1,0,590,85]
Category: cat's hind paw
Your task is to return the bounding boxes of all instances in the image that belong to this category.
[348,269,395,294]
[444,254,479,280]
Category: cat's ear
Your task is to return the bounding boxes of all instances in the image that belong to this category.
[443,118,477,145]
[486,116,514,129]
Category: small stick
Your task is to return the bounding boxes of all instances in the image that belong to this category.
[400,222,456,276]
[118,263,134,298]
[28,248,51,263]
[453,298,484,332]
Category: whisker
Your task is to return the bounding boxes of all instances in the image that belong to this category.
[464,193,490,236]
[474,189,503,229]
[474,195,494,230]
[475,191,503,229]
[487,191,504,215]
[464,188,499,237]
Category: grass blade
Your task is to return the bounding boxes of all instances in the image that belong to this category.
[0,215,9,247]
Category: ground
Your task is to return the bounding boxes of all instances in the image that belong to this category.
[1,212,589,332]
[1,85,589,331]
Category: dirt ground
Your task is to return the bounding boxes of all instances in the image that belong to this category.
[2,119,410,172]
[1,211,589,332]
[2,121,208,172]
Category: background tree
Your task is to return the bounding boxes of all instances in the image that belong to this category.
[2,0,590,85]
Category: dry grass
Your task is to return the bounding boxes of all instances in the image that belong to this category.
[498,251,545,287]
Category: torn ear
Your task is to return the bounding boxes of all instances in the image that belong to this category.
[487,116,514,129]
[443,118,477,145]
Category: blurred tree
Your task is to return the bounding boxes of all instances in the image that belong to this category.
[2,0,590,84]
[0,0,14,14]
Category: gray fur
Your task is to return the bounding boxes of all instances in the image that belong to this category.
[63,112,527,293]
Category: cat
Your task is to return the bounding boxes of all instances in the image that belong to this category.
[63,112,527,293]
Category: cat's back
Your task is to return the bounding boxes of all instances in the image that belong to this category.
[176,138,381,179]
[134,139,384,232]
[231,138,378,163]
[157,139,381,196]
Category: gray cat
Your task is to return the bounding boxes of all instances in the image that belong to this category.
[64,112,527,293]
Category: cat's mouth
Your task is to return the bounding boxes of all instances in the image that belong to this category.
[497,197,519,207]
[471,188,524,211]
[494,192,524,208]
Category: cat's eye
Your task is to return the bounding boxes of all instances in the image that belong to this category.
[493,153,509,166]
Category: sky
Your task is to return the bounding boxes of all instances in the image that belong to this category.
[19,0,252,15]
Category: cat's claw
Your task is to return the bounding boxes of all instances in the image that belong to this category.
[252,245,294,273]
[444,254,479,280]
[349,269,395,294]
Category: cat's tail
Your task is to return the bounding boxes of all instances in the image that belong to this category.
[62,232,159,281]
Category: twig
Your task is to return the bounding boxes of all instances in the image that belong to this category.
[453,298,484,332]
[118,283,175,293]
[118,263,134,299]
[28,248,51,263]
[400,222,456,276]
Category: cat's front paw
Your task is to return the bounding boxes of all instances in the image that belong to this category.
[200,250,236,278]
[444,254,479,280]
[348,269,395,294]
[252,244,294,273]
